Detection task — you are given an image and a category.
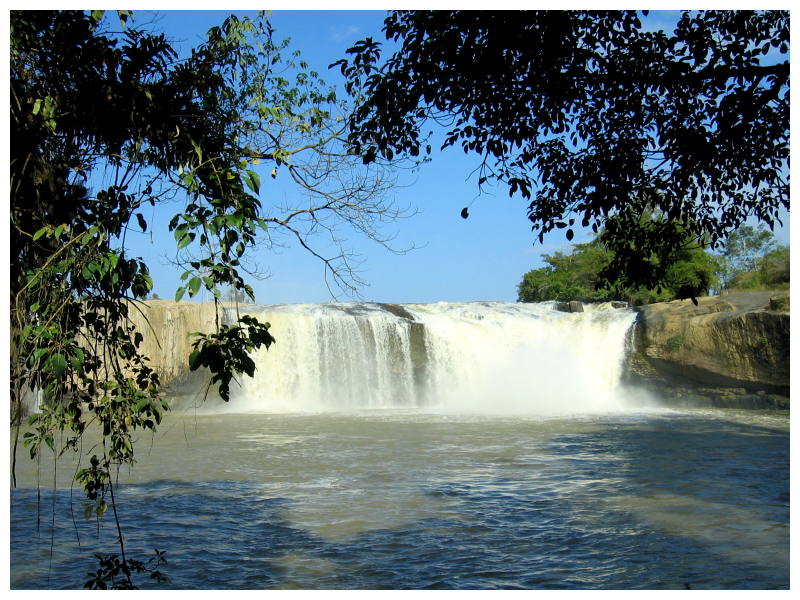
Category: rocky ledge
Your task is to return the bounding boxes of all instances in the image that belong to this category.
[625,290,789,409]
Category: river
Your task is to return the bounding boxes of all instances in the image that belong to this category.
[10,408,789,589]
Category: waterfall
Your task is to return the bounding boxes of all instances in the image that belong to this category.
[207,301,637,414]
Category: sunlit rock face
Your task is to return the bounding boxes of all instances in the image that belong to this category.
[626,291,790,409]
[128,299,219,381]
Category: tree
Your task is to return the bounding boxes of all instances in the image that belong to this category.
[11,10,405,587]
[516,239,617,303]
[661,247,720,301]
[757,246,790,288]
[718,225,789,290]
[517,235,719,305]
[718,224,778,287]
[336,10,789,290]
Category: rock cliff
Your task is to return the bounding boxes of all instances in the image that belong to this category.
[625,291,790,409]
[128,300,219,381]
[129,295,789,411]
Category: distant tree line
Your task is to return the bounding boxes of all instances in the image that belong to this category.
[518,225,788,305]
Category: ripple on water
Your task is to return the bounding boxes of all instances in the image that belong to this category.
[9,409,789,590]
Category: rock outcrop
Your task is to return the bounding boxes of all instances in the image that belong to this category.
[127,300,220,382]
[626,291,790,409]
[554,300,585,313]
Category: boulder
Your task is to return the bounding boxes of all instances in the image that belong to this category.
[568,300,584,313]
[554,300,585,313]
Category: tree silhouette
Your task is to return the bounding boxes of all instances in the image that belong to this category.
[336,10,789,289]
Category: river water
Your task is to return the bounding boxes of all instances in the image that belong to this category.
[10,407,789,589]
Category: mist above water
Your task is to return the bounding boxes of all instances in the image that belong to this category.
[201,302,638,415]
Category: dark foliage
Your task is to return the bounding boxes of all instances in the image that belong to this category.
[12,10,403,587]
[336,10,789,289]
[189,315,276,402]
[10,10,279,588]
[84,549,168,589]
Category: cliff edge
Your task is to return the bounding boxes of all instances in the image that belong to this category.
[626,290,789,409]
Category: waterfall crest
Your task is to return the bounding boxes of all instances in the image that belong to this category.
[210,301,637,414]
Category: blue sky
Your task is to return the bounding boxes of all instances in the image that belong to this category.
[121,10,789,304]
[127,9,572,304]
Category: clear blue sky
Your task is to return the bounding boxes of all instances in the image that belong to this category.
[123,10,789,304]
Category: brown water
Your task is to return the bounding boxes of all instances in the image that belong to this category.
[10,407,789,589]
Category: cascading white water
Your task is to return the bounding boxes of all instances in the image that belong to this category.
[408,302,637,414]
[212,301,637,415]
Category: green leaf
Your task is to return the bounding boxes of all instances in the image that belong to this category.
[136,213,147,232]
[32,99,42,115]
[71,347,85,370]
[32,226,48,241]
[191,140,202,162]
[176,232,195,250]
[188,349,202,371]
[175,286,186,302]
[188,276,201,297]
[173,223,188,241]
[50,354,67,378]
[243,170,261,195]
[106,253,119,270]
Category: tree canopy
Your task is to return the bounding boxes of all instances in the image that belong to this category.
[336,10,789,290]
[11,10,405,588]
[720,224,778,275]
[517,222,788,305]
[517,236,719,305]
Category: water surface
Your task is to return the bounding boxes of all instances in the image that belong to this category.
[10,408,789,589]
